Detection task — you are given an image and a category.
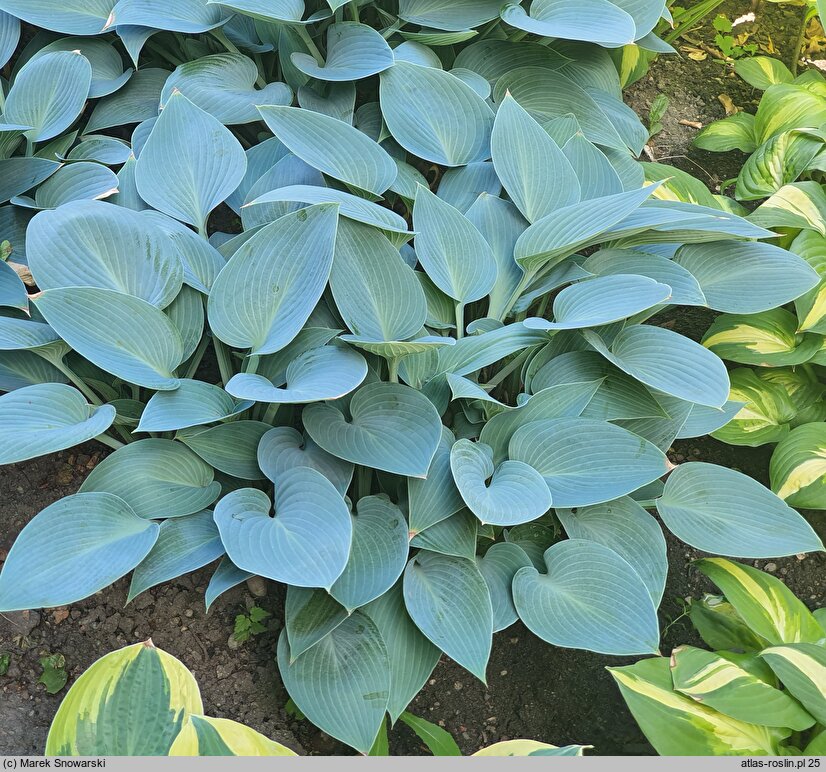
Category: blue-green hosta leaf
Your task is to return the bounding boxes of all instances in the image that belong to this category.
[674,241,819,314]
[770,423,826,510]
[11,162,118,210]
[398,0,504,30]
[0,0,114,34]
[205,556,252,611]
[510,418,668,507]
[109,0,231,31]
[450,439,551,525]
[285,586,348,660]
[0,492,158,612]
[226,346,367,403]
[676,400,745,440]
[214,477,352,589]
[330,495,409,611]
[0,260,27,311]
[403,551,492,681]
[292,22,393,81]
[409,509,477,560]
[583,248,706,306]
[761,644,826,725]
[165,284,203,361]
[136,91,246,230]
[476,542,532,632]
[81,438,221,519]
[258,105,396,196]
[412,185,496,304]
[524,275,671,330]
[398,29,478,46]
[338,334,453,359]
[28,201,183,308]
[35,287,183,390]
[277,612,389,753]
[513,539,660,655]
[4,52,92,144]
[0,158,61,204]
[128,510,224,601]
[696,557,826,645]
[585,324,730,408]
[304,382,441,477]
[177,421,270,480]
[226,136,288,213]
[258,426,353,495]
[32,36,132,99]
[208,204,338,355]
[491,95,580,222]
[0,383,115,464]
[451,39,567,81]
[658,462,823,557]
[391,40,443,68]
[380,61,494,166]
[162,54,291,125]
[86,68,169,134]
[560,133,623,199]
[515,184,658,274]
[246,185,410,236]
[407,426,464,535]
[210,0,304,23]
[671,645,815,731]
[0,317,60,350]
[556,497,667,605]
[137,380,252,432]
[436,162,501,214]
[501,0,636,47]
[330,219,427,343]
[66,136,132,164]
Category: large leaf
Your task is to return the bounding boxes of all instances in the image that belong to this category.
[403,550,493,681]
[408,426,465,534]
[761,644,826,725]
[138,380,252,432]
[513,539,660,655]
[658,462,823,557]
[81,438,221,519]
[476,542,533,632]
[303,382,442,477]
[136,92,246,230]
[0,383,115,464]
[209,205,338,355]
[257,105,396,195]
[170,715,296,756]
[213,475,352,588]
[109,0,231,31]
[285,587,348,660]
[0,0,115,35]
[380,61,494,166]
[292,22,393,81]
[0,492,158,612]
[177,421,270,479]
[277,612,390,753]
[0,158,61,205]
[397,0,503,30]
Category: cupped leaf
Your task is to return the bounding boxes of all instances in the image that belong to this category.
[138,380,252,432]
[0,492,159,612]
[226,345,366,403]
[46,641,202,756]
[258,105,396,195]
[303,382,442,478]
[403,550,492,681]
[277,612,389,753]
[213,474,352,588]
[170,715,296,756]
[292,22,393,81]
[0,383,115,464]
[513,539,660,655]
[109,0,231,31]
[208,204,338,355]
[476,542,533,632]
[657,462,823,557]
[136,91,246,230]
[509,417,668,507]
[28,200,183,308]
[380,61,494,166]
[0,0,115,35]
[81,438,221,519]
[35,287,183,390]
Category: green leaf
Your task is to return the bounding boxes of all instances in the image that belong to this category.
[138,380,251,432]
[696,558,826,645]
[513,539,660,655]
[735,57,794,90]
[770,422,826,509]
[136,91,246,230]
[0,492,158,612]
[86,68,169,134]
[476,542,532,632]
[277,612,390,753]
[177,421,270,480]
[215,477,351,589]
[658,462,822,557]
[285,587,348,659]
[408,426,464,534]
[258,105,396,195]
[403,550,492,681]
[35,287,184,390]
[292,22,393,81]
[761,644,826,725]
[736,129,823,201]
[694,112,757,153]
[398,712,462,756]
[81,438,221,519]
[303,382,442,478]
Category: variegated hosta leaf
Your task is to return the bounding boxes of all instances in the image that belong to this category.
[170,715,296,756]
[761,644,826,725]
[696,558,826,645]
[474,740,589,756]
[46,641,203,755]
[688,594,770,653]
[770,422,826,509]
[609,657,787,756]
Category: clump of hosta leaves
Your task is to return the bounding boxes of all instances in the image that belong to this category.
[0,0,823,755]
[611,558,826,757]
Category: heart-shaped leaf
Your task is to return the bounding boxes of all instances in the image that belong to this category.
[0,0,116,35]
[138,379,252,432]
[292,22,393,81]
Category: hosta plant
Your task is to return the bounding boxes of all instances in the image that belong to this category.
[694,56,826,200]
[611,558,826,757]
[0,0,824,755]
